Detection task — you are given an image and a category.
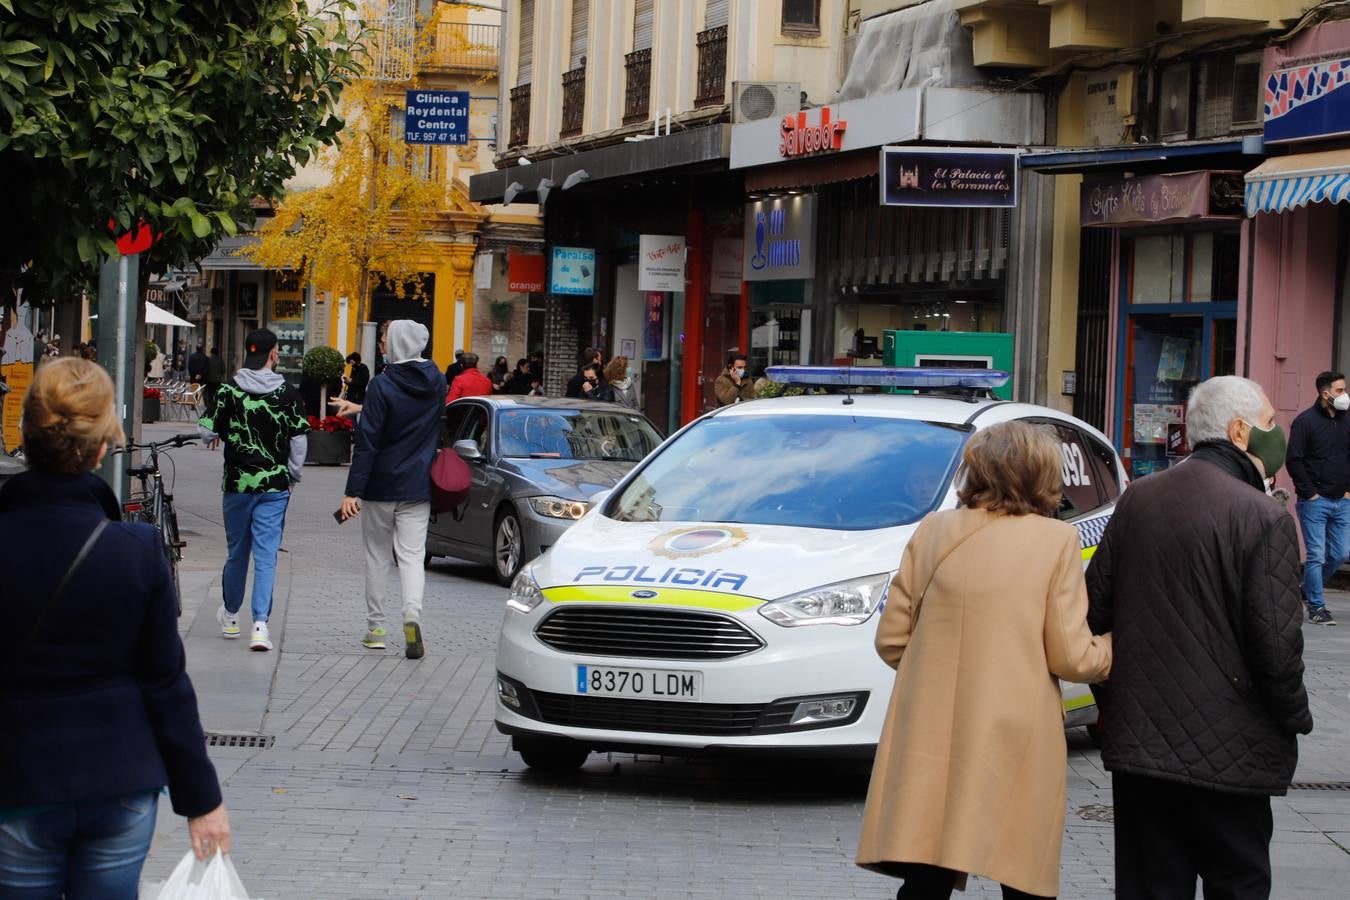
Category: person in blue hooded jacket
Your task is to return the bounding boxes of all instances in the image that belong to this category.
[340,320,446,659]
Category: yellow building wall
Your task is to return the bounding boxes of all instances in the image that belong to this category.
[1045,74,1087,414]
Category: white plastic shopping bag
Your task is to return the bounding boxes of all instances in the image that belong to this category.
[141,850,262,900]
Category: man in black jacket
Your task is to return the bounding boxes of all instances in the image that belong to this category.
[1286,370,1348,625]
[565,347,604,399]
[1086,375,1313,900]
[341,321,446,660]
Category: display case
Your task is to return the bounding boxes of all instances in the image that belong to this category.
[273,326,306,376]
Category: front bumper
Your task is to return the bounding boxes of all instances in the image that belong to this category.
[494,601,895,752]
[517,503,578,559]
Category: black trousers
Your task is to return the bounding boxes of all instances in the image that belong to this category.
[888,863,1051,900]
[1113,771,1274,900]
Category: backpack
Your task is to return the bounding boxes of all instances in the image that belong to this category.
[430,447,471,515]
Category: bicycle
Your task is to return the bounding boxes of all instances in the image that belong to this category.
[118,433,197,615]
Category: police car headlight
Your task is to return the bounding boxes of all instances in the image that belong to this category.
[528,496,589,520]
[759,574,890,627]
[507,568,544,614]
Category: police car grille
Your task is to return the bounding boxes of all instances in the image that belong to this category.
[534,607,765,660]
[532,692,768,735]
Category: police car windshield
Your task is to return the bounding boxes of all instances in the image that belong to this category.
[610,414,970,530]
[497,409,662,462]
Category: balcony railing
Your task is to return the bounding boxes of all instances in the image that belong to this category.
[427,21,499,72]
[623,49,653,125]
[509,83,531,148]
[561,66,586,138]
[694,25,728,108]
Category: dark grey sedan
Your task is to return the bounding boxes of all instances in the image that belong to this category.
[426,396,663,585]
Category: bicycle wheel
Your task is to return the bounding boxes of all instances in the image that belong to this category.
[160,499,183,617]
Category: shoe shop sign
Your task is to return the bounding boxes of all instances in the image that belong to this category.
[881,146,1019,208]
[742,194,816,281]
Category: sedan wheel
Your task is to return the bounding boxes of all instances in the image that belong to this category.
[494,509,523,586]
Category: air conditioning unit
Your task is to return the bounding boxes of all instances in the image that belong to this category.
[732,81,801,124]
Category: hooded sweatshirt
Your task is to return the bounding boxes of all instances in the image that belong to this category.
[199,367,310,492]
[345,321,447,502]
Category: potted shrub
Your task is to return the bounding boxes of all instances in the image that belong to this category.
[302,345,345,411]
[142,386,162,423]
[305,414,354,465]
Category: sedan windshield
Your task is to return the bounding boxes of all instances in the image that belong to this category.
[498,409,662,462]
[610,414,970,530]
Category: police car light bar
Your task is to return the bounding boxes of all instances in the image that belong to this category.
[765,366,1010,390]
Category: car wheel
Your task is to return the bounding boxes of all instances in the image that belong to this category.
[423,552,434,569]
[493,507,523,587]
[515,736,589,773]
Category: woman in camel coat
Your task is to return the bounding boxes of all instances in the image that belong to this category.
[856,421,1113,900]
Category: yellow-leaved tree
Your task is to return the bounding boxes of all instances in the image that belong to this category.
[249,66,447,329]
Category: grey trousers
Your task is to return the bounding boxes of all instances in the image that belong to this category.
[361,500,431,631]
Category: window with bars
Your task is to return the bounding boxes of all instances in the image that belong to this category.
[387,110,435,179]
[782,0,820,33]
[561,67,586,137]
[623,48,652,124]
[509,84,531,148]
[694,25,728,108]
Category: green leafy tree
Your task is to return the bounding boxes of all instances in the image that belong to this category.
[0,0,364,298]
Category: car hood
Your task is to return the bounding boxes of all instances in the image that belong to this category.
[530,514,917,604]
[500,457,637,500]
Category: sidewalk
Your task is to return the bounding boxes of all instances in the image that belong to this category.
[138,425,1350,898]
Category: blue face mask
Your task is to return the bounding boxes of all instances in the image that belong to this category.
[626,366,633,379]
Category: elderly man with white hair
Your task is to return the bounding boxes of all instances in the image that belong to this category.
[1085,375,1313,900]
[340,320,446,659]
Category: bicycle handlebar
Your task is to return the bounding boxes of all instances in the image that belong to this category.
[118,433,199,453]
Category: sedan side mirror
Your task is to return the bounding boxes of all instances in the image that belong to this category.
[453,439,483,461]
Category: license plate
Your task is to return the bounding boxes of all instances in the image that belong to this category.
[575,665,702,701]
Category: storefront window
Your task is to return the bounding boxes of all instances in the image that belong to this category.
[833,299,1003,363]
[1119,227,1239,479]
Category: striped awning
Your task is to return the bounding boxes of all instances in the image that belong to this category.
[1245,149,1350,216]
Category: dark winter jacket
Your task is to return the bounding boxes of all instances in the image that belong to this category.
[0,472,222,817]
[1085,441,1313,795]
[187,350,209,383]
[346,362,371,404]
[1286,400,1350,500]
[345,359,446,502]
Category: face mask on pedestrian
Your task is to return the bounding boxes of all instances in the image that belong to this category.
[1241,419,1287,478]
[1333,393,1350,412]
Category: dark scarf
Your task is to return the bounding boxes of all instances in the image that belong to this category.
[1189,440,1267,493]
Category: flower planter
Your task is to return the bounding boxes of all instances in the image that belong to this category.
[305,430,351,466]
[142,397,161,423]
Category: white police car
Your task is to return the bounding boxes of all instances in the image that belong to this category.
[494,368,1126,771]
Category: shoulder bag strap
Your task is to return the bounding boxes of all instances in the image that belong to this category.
[910,517,997,629]
[4,519,109,682]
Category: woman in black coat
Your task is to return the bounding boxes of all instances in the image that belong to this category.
[0,358,230,898]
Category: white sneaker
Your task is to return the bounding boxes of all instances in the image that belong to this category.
[217,605,240,639]
[249,621,272,651]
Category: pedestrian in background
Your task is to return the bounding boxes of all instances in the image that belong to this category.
[713,354,755,406]
[187,342,209,385]
[857,420,1112,900]
[443,348,465,386]
[566,347,604,398]
[204,346,227,451]
[1086,375,1312,899]
[199,329,310,652]
[341,320,446,659]
[488,355,510,392]
[1286,370,1347,625]
[0,358,230,896]
[344,352,370,405]
[446,351,493,402]
[600,355,639,409]
[503,358,533,395]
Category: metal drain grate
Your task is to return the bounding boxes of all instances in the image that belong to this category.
[204,732,275,749]
[1289,782,1350,792]
[1077,804,1114,822]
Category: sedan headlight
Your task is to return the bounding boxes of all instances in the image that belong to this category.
[528,496,589,520]
[758,574,891,627]
[507,568,544,614]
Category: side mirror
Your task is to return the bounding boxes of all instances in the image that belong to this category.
[453,439,483,461]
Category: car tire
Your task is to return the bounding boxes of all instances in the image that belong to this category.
[424,552,434,569]
[515,736,589,773]
[493,507,524,587]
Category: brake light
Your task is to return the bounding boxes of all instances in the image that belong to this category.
[123,503,144,513]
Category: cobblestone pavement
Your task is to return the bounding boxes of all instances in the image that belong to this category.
[136,425,1350,899]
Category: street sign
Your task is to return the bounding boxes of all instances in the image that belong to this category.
[404,90,470,145]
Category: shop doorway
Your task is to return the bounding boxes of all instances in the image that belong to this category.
[700,292,742,414]
[371,274,435,369]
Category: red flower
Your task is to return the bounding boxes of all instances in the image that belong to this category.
[143,388,162,400]
[308,414,353,433]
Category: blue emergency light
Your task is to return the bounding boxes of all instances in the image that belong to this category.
[765,366,1010,390]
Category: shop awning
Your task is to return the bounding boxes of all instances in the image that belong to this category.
[1022,137,1259,174]
[1244,149,1350,216]
[145,302,195,328]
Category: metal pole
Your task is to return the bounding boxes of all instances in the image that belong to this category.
[97,251,139,502]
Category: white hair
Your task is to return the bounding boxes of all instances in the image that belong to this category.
[1186,376,1266,444]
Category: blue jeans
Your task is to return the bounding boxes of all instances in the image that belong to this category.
[0,791,158,898]
[1296,495,1350,610]
[223,490,290,623]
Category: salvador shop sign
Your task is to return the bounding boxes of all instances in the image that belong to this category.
[880,146,1018,208]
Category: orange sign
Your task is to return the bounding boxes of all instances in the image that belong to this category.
[779,107,846,158]
[507,248,546,293]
